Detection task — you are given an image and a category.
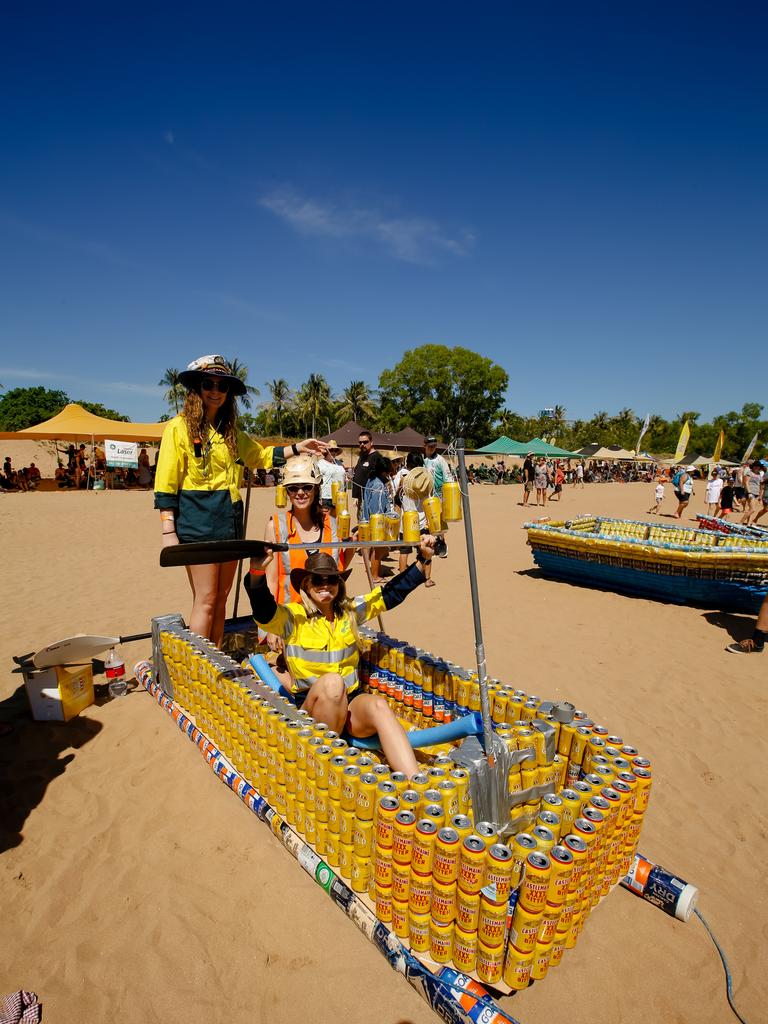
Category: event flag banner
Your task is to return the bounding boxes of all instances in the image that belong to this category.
[742,432,759,463]
[105,439,139,469]
[636,413,650,454]
[709,430,724,479]
[673,420,691,463]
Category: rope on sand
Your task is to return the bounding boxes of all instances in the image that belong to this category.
[694,909,750,1024]
[134,660,522,1024]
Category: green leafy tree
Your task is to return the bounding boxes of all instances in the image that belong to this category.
[158,368,185,414]
[228,358,260,411]
[336,380,377,427]
[378,345,508,447]
[264,378,292,435]
[295,373,332,437]
[0,386,69,431]
[75,400,131,421]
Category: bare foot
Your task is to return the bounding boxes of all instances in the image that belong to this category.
[424,579,436,588]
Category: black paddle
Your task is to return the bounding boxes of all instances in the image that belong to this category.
[160,538,419,567]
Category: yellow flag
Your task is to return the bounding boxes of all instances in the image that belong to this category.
[674,420,690,463]
[712,430,724,464]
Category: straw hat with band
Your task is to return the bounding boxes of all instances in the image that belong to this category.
[403,466,433,501]
[282,457,322,488]
[325,439,343,454]
[178,354,247,396]
[290,551,353,593]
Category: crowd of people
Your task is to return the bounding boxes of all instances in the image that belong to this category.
[1,456,41,491]
[646,461,767,524]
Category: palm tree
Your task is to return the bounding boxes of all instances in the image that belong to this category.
[158,368,185,414]
[336,380,376,427]
[228,358,260,410]
[296,373,332,437]
[264,378,292,436]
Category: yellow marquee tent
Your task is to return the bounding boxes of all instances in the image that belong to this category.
[0,403,168,442]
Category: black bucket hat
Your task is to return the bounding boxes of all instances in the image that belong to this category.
[290,551,353,593]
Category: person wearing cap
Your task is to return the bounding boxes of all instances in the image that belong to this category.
[154,354,327,644]
[423,437,454,499]
[316,439,347,510]
[673,465,695,518]
[264,455,351,606]
[705,468,723,515]
[244,537,438,774]
[397,455,435,586]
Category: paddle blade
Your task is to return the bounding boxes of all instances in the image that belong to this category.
[160,539,286,567]
[33,634,120,668]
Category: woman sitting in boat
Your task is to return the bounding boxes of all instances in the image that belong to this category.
[244,537,438,775]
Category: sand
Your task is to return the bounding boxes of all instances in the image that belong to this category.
[0,480,764,1024]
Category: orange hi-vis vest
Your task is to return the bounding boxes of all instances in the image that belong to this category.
[272,509,341,603]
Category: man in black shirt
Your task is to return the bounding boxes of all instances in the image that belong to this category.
[352,429,384,515]
[521,453,535,506]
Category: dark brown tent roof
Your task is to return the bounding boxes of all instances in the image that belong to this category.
[321,420,428,451]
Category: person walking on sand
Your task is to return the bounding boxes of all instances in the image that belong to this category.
[741,461,763,524]
[673,465,695,518]
[647,477,665,514]
[521,453,535,505]
[534,457,550,506]
[244,537,439,774]
[705,469,723,515]
[751,462,768,525]
[573,459,585,489]
[154,354,327,645]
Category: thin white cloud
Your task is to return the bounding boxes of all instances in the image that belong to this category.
[259,187,474,265]
[0,367,163,398]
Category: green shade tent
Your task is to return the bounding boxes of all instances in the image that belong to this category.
[474,435,526,455]
[475,436,582,458]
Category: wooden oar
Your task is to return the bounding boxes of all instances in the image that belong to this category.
[160,538,419,567]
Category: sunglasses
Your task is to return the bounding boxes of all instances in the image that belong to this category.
[286,484,314,494]
[359,439,371,447]
[309,573,340,587]
[200,377,230,393]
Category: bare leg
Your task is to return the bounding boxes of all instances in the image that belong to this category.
[348,693,418,776]
[756,593,768,632]
[303,674,349,733]
[752,504,767,524]
[186,562,219,640]
[211,560,239,647]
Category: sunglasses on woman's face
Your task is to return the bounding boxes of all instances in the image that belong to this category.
[200,377,230,393]
[309,574,339,587]
[286,484,313,494]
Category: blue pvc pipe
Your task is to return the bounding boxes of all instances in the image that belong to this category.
[249,654,288,695]
[349,712,483,751]
[247,656,484,753]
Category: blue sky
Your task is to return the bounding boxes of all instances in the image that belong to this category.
[1,4,767,426]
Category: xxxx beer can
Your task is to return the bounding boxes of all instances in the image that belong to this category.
[474,821,498,849]
[508,902,543,955]
[355,772,378,821]
[532,824,556,854]
[431,879,458,924]
[408,870,433,916]
[452,924,478,973]
[392,861,411,903]
[511,833,538,889]
[476,939,505,985]
[477,893,507,947]
[503,944,534,991]
[351,855,370,893]
[375,884,393,923]
[376,796,400,848]
[374,844,393,888]
[519,852,552,914]
[338,841,354,880]
[450,814,473,843]
[408,911,431,954]
[458,836,487,895]
[411,818,437,874]
[433,827,461,885]
[340,808,356,845]
[482,843,514,904]
[422,803,446,830]
[530,940,553,981]
[456,887,481,932]
[429,919,454,964]
[391,899,410,939]
[392,809,417,864]
[437,780,460,818]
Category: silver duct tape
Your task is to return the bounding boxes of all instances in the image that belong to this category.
[151,614,185,698]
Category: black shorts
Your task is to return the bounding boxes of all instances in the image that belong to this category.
[674,491,690,503]
[734,487,746,500]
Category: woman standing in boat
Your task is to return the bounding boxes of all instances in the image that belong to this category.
[154,354,326,645]
[244,536,437,775]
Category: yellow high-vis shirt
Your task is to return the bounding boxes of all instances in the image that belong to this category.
[260,590,387,693]
[154,415,278,542]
